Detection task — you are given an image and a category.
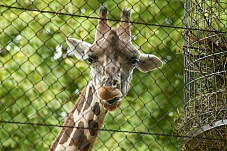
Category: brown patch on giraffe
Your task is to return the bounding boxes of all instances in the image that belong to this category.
[107,30,119,45]
[88,120,99,136]
[78,136,90,151]
[69,121,84,146]
[69,121,90,151]
[83,86,93,111]
[92,102,100,116]
[74,86,87,115]
[75,99,84,115]
[59,115,75,144]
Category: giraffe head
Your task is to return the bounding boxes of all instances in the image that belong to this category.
[67,6,163,111]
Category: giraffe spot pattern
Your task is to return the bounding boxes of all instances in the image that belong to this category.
[78,136,90,151]
[69,121,90,151]
[92,102,100,116]
[88,120,99,136]
[75,87,87,115]
[83,87,93,111]
[59,115,75,144]
[50,86,88,150]
[69,121,84,146]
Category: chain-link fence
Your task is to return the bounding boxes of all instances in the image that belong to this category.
[0,0,226,151]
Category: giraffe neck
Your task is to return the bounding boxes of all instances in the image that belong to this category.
[50,81,107,151]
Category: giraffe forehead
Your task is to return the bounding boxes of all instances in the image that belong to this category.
[88,29,138,57]
[89,42,139,60]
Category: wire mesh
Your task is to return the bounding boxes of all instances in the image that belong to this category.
[182,0,227,150]
[0,0,224,151]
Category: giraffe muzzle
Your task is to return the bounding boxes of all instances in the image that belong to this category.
[97,85,123,101]
[97,84,123,111]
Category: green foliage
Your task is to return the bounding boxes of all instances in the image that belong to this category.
[0,0,184,150]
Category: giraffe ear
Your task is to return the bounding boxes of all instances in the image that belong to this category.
[66,38,91,60]
[137,53,163,72]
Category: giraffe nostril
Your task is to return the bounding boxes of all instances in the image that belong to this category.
[105,79,118,87]
[113,80,118,86]
[104,77,118,87]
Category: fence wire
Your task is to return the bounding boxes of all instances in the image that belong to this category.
[0,0,226,151]
[182,0,227,150]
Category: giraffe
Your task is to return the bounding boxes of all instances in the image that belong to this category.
[50,6,163,151]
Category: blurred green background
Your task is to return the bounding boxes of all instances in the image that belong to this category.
[0,0,184,150]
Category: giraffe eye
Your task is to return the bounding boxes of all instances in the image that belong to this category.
[85,57,94,65]
[130,58,139,67]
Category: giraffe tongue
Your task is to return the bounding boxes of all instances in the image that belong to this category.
[97,85,122,102]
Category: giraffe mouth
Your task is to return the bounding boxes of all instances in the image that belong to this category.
[106,97,121,104]
[101,97,123,111]
[97,85,123,111]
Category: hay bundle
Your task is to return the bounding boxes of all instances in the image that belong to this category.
[181,30,227,150]
[179,0,227,149]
